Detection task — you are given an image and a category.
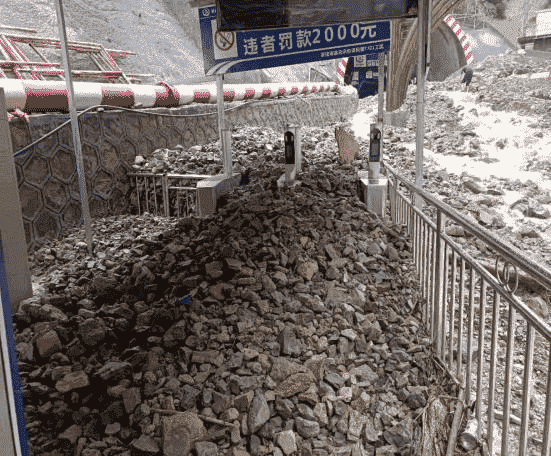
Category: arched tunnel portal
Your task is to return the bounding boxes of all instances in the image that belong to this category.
[339,12,475,107]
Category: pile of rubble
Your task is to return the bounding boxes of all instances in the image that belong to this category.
[428,51,551,120]
[353,52,551,254]
[129,126,346,178]
[17,128,453,456]
[355,50,551,314]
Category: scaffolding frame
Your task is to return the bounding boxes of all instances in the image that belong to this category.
[0,25,152,84]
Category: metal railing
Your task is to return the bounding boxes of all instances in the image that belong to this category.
[385,164,551,456]
[128,172,210,218]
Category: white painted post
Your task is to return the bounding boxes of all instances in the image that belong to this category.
[223,129,232,178]
[54,0,94,255]
[216,74,232,178]
[377,52,385,128]
[0,89,32,313]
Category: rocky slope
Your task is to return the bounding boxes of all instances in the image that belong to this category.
[14,46,551,456]
[2,0,338,86]
[16,124,455,456]
[356,50,551,279]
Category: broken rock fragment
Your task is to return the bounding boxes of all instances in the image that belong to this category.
[276,371,316,398]
[163,412,207,456]
[248,390,271,434]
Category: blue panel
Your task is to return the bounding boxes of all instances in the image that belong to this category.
[0,238,30,456]
[347,53,387,98]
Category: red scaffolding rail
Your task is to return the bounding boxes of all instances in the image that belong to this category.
[0,24,153,84]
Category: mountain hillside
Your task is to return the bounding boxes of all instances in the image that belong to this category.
[1,0,339,86]
[464,0,551,48]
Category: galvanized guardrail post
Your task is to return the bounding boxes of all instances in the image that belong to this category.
[433,209,446,355]
[162,174,169,217]
[519,322,535,454]
[384,163,551,454]
[542,356,551,455]
[502,305,517,456]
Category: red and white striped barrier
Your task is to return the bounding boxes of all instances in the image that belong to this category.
[337,58,349,84]
[0,79,339,116]
[444,15,475,65]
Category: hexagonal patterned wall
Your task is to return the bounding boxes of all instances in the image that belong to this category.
[11,90,358,252]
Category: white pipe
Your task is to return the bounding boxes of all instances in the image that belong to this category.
[0,80,338,113]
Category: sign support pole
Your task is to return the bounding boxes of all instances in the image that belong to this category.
[415,0,428,208]
[54,0,94,255]
[377,52,385,138]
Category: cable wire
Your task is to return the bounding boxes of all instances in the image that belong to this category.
[13,99,269,158]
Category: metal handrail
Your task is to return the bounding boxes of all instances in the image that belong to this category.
[394,177,551,340]
[128,171,205,218]
[385,163,551,455]
[384,163,551,291]
[128,172,211,180]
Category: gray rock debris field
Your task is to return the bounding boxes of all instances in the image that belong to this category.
[15,125,454,456]
[369,51,551,316]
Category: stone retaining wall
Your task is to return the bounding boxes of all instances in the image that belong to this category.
[10,88,358,252]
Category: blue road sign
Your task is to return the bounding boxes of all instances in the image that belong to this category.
[346,54,388,98]
[198,6,391,75]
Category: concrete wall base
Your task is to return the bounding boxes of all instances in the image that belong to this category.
[10,88,358,252]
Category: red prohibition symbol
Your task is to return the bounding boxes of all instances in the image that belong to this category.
[214,29,235,51]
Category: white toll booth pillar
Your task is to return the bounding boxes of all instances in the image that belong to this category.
[361,53,387,218]
[216,74,233,178]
